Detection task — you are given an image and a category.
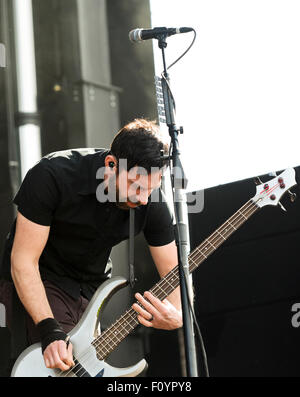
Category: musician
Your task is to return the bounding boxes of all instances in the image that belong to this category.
[0,118,182,372]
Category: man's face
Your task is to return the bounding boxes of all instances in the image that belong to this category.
[114,166,162,210]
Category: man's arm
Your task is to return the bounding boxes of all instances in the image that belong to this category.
[132,240,183,330]
[149,240,181,310]
[11,211,74,370]
[11,212,52,323]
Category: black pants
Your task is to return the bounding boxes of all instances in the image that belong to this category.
[0,279,89,346]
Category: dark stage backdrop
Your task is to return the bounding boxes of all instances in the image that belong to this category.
[188,165,300,376]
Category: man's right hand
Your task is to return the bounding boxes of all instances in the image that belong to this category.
[36,317,75,371]
[43,339,75,371]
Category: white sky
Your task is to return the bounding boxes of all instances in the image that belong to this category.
[150,0,300,192]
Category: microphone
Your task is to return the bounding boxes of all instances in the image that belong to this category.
[129,27,193,43]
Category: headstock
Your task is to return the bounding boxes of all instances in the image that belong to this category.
[252,168,297,209]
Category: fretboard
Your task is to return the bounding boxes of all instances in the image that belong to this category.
[91,198,259,360]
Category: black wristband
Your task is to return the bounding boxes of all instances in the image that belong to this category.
[36,317,68,354]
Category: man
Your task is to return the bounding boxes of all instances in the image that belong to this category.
[0,118,182,372]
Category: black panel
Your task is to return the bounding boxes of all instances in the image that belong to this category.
[197,298,300,377]
[188,165,300,376]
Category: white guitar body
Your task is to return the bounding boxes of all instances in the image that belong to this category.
[11,277,147,377]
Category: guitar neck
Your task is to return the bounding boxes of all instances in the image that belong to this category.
[92,198,259,360]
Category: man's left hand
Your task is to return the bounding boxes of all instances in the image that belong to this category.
[132,291,182,330]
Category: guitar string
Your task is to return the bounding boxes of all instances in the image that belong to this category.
[58,199,259,377]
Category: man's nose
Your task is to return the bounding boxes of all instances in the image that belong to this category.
[138,191,149,205]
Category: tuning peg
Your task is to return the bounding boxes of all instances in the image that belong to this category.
[278,201,287,212]
[254,176,263,185]
[288,190,297,203]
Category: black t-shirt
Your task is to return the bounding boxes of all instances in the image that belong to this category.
[1,148,175,300]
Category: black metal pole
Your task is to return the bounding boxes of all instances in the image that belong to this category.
[157,35,199,377]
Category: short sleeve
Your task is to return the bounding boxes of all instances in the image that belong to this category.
[13,160,60,226]
[143,189,175,247]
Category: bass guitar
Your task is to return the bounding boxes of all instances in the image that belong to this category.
[11,168,297,377]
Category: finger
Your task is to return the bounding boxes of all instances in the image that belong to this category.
[58,340,75,367]
[52,348,72,371]
[143,291,167,312]
[44,341,72,371]
[44,355,53,369]
[44,350,70,371]
[136,314,154,328]
[67,342,75,366]
[132,302,154,321]
[135,293,160,317]
[43,341,57,368]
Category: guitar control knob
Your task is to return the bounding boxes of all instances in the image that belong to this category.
[264,184,269,190]
[270,194,276,200]
[278,177,283,184]
[280,183,285,189]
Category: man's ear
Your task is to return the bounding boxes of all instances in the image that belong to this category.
[105,155,117,170]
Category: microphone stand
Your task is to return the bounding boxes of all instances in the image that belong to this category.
[157,34,199,377]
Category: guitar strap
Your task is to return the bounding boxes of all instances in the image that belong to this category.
[129,208,136,288]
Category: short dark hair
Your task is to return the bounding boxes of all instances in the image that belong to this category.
[110,118,169,172]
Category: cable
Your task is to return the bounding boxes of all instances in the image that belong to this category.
[167,29,197,71]
[181,268,210,377]
[159,29,197,116]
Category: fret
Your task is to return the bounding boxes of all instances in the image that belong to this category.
[120,318,134,334]
[206,239,216,250]
[109,334,119,346]
[104,331,119,349]
[113,330,122,342]
[222,227,229,235]
[153,282,165,298]
[165,271,179,289]
[164,274,177,290]
[220,223,235,236]
[200,250,207,259]
[200,242,214,256]
[188,256,198,270]
[167,270,178,286]
[216,230,226,240]
[122,311,138,331]
[99,343,110,356]
[227,220,237,230]
[162,279,176,296]
[238,209,248,220]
